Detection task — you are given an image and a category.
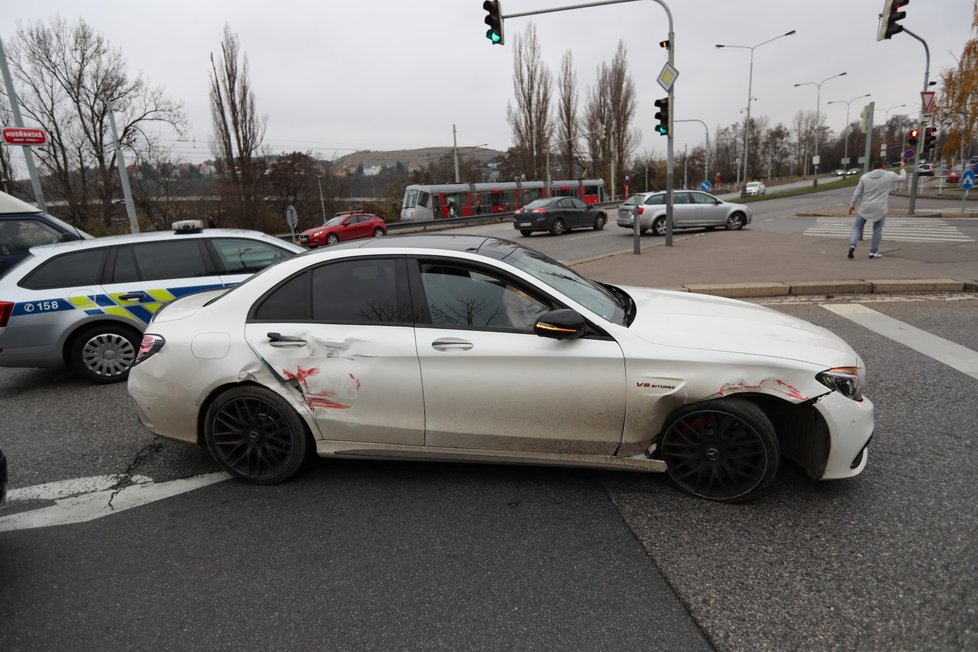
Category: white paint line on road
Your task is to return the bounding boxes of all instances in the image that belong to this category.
[822,303,978,380]
[0,473,230,532]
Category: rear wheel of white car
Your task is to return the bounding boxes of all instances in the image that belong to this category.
[652,216,667,236]
[726,213,746,230]
[658,399,779,502]
[70,323,140,384]
[205,386,310,484]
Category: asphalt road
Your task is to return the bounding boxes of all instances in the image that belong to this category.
[1,217,977,649]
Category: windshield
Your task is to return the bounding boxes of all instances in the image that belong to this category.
[402,189,419,209]
[323,215,346,227]
[502,246,625,324]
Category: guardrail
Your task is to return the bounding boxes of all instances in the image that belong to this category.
[387,202,620,234]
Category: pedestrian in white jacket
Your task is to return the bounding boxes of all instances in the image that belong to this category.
[848,159,907,258]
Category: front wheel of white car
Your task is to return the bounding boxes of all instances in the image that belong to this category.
[204,386,310,484]
[726,213,746,230]
[658,399,779,502]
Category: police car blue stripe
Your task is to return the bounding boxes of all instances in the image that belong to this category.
[126,305,155,323]
[169,284,224,298]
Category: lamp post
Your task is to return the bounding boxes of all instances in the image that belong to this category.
[827,93,871,171]
[716,29,796,197]
[795,71,847,186]
[876,104,906,163]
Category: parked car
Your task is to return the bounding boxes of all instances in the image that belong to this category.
[0,221,303,383]
[299,212,387,248]
[745,181,766,196]
[617,192,653,226]
[1,191,92,278]
[946,165,964,183]
[616,190,752,236]
[917,163,934,176]
[127,234,873,503]
[513,196,607,236]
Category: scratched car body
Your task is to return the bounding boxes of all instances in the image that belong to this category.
[127,234,874,502]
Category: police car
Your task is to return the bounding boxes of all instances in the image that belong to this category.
[0,221,303,383]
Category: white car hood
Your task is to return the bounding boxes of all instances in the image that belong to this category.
[621,287,858,367]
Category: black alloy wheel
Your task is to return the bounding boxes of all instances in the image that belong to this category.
[658,399,779,502]
[593,214,607,230]
[550,218,567,236]
[204,386,310,484]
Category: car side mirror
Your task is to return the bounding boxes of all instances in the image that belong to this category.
[533,309,587,340]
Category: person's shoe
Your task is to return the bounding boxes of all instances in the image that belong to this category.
[848,246,855,259]
[869,252,882,259]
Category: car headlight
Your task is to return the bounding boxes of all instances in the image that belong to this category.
[816,366,864,401]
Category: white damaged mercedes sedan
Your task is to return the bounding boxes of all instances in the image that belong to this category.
[128,235,873,502]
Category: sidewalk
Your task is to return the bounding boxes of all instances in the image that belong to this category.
[570,227,978,298]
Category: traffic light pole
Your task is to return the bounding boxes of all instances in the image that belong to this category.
[495,0,676,251]
[903,28,930,216]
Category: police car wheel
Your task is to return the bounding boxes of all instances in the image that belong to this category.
[70,323,140,384]
[204,386,310,484]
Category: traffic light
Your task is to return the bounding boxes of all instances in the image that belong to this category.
[908,128,919,146]
[654,97,670,136]
[484,0,505,45]
[877,0,909,41]
[924,127,936,151]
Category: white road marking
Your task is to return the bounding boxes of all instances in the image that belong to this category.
[804,218,974,242]
[0,473,229,532]
[822,303,978,380]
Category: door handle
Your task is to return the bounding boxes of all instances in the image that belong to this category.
[267,332,308,347]
[431,337,473,351]
[118,292,148,301]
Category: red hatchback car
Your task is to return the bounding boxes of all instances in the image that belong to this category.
[299,212,387,248]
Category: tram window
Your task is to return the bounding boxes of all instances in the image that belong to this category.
[418,191,430,208]
[403,189,419,208]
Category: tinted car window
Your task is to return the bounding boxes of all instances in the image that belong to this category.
[210,238,292,274]
[691,192,716,205]
[21,248,107,290]
[252,271,311,321]
[312,259,400,324]
[419,262,549,331]
[132,240,209,281]
[111,245,141,283]
[645,194,665,206]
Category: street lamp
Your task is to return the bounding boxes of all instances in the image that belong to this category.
[794,71,847,186]
[716,29,796,197]
[827,93,871,171]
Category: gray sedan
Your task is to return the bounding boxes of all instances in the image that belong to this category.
[616,191,752,236]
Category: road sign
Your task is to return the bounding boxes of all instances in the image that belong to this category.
[2,127,47,146]
[921,91,936,113]
[285,205,297,228]
[903,149,915,160]
[963,169,975,191]
[657,62,678,92]
[700,180,712,192]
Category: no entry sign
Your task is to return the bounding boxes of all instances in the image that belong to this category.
[2,127,47,146]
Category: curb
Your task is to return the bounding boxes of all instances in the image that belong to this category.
[672,278,973,299]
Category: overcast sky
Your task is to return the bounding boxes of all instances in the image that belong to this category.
[2,0,973,167]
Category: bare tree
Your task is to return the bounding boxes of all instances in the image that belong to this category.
[209,24,267,228]
[582,41,637,191]
[5,17,186,230]
[556,51,579,179]
[506,24,554,180]
[583,65,611,182]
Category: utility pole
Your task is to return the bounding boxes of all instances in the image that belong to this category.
[904,28,929,216]
[453,123,460,183]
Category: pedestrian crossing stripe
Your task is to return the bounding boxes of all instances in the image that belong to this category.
[804,218,974,243]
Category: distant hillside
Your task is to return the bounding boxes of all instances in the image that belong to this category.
[333,147,504,170]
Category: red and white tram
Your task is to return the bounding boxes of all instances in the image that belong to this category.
[400,178,606,222]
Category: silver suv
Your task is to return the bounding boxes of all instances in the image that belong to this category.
[0,221,303,383]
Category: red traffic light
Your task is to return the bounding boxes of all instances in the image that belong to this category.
[908,128,919,145]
